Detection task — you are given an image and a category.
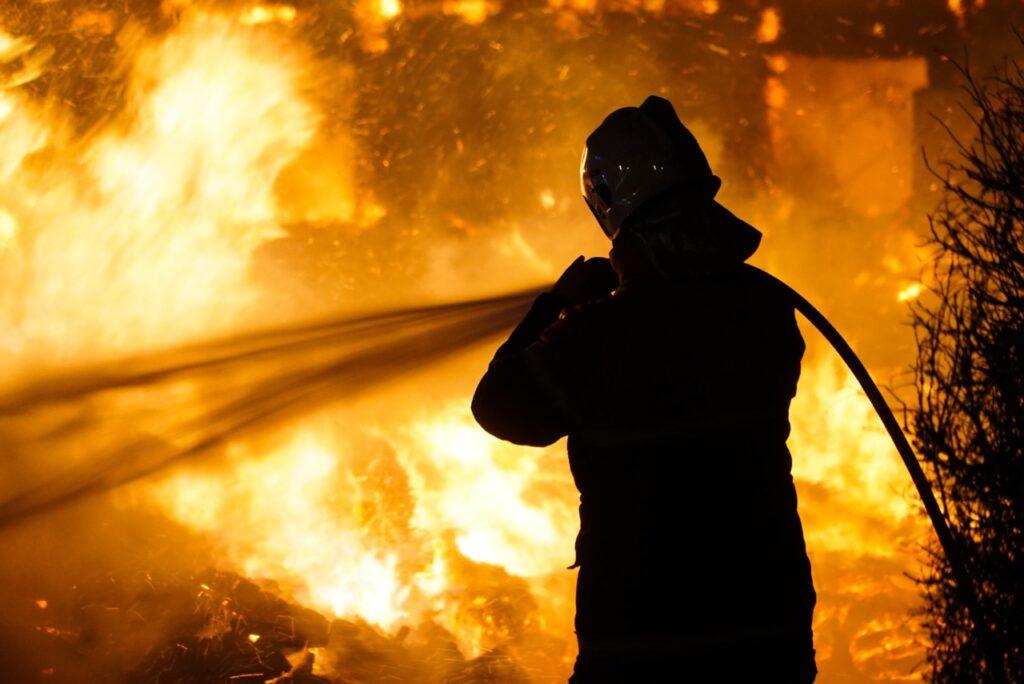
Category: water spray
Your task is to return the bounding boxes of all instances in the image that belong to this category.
[0,287,543,528]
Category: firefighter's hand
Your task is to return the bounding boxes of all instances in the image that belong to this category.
[551,256,617,307]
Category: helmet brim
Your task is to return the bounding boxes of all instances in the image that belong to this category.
[707,200,762,263]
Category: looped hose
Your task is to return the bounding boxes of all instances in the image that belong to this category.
[745,264,1006,682]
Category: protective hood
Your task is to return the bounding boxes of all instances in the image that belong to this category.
[582,95,761,262]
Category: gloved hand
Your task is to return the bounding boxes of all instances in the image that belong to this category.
[550,256,618,307]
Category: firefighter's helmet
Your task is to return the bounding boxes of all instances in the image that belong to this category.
[581,95,761,261]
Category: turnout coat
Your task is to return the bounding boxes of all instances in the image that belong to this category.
[472,264,816,671]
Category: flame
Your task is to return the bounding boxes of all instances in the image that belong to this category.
[897,282,924,302]
[152,429,413,627]
[0,12,317,360]
[790,348,921,556]
[70,10,116,37]
[149,401,576,653]
[377,0,402,20]
[239,3,298,25]
[401,404,571,576]
[757,7,781,44]
[443,0,496,24]
[765,76,788,109]
[0,31,33,61]
[0,4,937,681]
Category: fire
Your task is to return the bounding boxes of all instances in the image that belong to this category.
[0,2,942,681]
[239,3,299,26]
[757,7,781,44]
[765,75,788,109]
[540,189,557,209]
[70,10,116,37]
[0,30,31,60]
[897,282,924,302]
[401,404,571,576]
[443,0,496,24]
[377,0,403,20]
[148,401,576,657]
[151,429,412,628]
[0,208,16,243]
[790,349,921,556]
[0,12,317,360]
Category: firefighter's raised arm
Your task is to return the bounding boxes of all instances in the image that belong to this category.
[471,257,615,446]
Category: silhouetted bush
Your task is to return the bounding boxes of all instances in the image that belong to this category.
[911,47,1024,683]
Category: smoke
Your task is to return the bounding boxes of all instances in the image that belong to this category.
[0,287,542,529]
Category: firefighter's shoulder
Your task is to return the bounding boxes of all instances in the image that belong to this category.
[737,265,796,312]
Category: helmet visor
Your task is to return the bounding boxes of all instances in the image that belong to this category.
[581,160,617,239]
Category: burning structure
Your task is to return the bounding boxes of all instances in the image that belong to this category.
[0,0,1018,681]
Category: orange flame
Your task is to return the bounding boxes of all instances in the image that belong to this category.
[0,5,933,680]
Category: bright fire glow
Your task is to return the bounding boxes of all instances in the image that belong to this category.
[378,0,402,20]
[239,3,298,25]
[758,7,782,44]
[154,430,412,627]
[898,282,924,302]
[401,405,567,576]
[0,12,317,359]
[443,0,496,24]
[0,4,936,681]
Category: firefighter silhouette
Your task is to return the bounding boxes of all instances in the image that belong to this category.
[473,96,817,682]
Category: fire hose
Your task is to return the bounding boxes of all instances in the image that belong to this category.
[747,264,1006,682]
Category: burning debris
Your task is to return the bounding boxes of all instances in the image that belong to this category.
[129,572,332,684]
[20,567,533,684]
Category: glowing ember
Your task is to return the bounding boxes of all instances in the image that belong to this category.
[897,282,924,302]
[757,7,781,44]
[444,0,495,24]
[540,189,557,209]
[239,3,298,25]
[377,0,402,20]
